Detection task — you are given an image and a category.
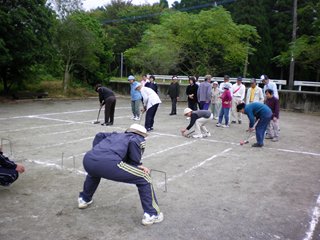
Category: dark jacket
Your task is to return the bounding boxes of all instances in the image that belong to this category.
[98,87,115,104]
[0,151,17,169]
[186,84,198,103]
[265,96,280,119]
[85,132,145,166]
[167,82,180,98]
[145,82,158,94]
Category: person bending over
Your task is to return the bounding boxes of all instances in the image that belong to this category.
[78,124,163,226]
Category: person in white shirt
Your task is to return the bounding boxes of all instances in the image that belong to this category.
[219,75,233,94]
[136,85,161,132]
[246,78,264,104]
[231,77,246,124]
[261,74,279,99]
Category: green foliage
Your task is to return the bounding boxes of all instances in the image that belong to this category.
[55,12,113,91]
[125,7,259,76]
[0,0,57,94]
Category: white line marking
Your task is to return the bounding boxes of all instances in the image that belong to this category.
[143,140,197,159]
[26,159,86,175]
[158,148,232,186]
[303,194,320,240]
[267,147,320,157]
[0,107,132,121]
[16,137,93,153]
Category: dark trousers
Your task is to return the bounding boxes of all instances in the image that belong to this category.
[80,157,160,216]
[256,114,272,145]
[0,167,18,186]
[199,101,210,110]
[104,96,116,123]
[170,97,177,114]
[188,101,198,111]
[145,104,159,129]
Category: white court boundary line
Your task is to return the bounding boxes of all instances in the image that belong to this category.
[0,107,131,121]
[158,148,232,187]
[303,194,320,240]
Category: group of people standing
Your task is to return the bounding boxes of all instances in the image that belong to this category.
[182,74,280,147]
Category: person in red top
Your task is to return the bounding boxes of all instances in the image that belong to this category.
[216,85,232,128]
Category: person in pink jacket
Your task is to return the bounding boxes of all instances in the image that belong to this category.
[216,85,232,128]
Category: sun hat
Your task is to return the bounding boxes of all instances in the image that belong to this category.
[183,108,193,115]
[126,124,147,137]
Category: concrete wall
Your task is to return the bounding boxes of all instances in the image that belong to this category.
[108,81,320,113]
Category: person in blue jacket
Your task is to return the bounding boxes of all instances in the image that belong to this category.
[236,102,272,147]
[78,124,164,226]
[0,147,25,186]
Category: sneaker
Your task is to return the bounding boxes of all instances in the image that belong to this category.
[252,143,263,148]
[222,125,229,128]
[142,212,164,226]
[203,132,211,138]
[216,123,222,127]
[231,121,236,124]
[271,138,278,142]
[146,128,153,132]
[265,135,273,139]
[213,117,218,120]
[134,117,140,121]
[192,134,203,139]
[130,116,135,120]
[78,197,93,209]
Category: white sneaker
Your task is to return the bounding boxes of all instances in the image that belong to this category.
[142,212,164,226]
[134,117,140,121]
[216,123,222,127]
[130,116,135,120]
[192,134,203,139]
[78,197,93,209]
[203,132,211,137]
[222,125,229,128]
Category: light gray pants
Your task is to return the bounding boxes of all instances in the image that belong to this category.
[131,100,141,118]
[267,119,280,138]
[195,114,213,135]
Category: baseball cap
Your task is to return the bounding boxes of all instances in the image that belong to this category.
[128,75,135,80]
[237,76,242,81]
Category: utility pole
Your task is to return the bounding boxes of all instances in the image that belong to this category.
[288,0,297,90]
[120,52,123,78]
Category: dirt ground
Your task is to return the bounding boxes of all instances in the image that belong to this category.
[0,97,320,240]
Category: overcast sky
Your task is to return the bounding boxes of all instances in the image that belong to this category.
[83,0,179,11]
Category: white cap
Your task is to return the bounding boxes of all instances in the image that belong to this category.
[126,124,147,137]
[213,81,218,85]
[183,108,193,115]
[128,75,135,80]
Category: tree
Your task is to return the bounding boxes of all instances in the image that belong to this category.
[47,0,83,19]
[126,7,259,76]
[55,12,113,92]
[0,0,57,94]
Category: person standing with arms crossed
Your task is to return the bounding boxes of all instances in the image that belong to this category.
[167,76,180,115]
